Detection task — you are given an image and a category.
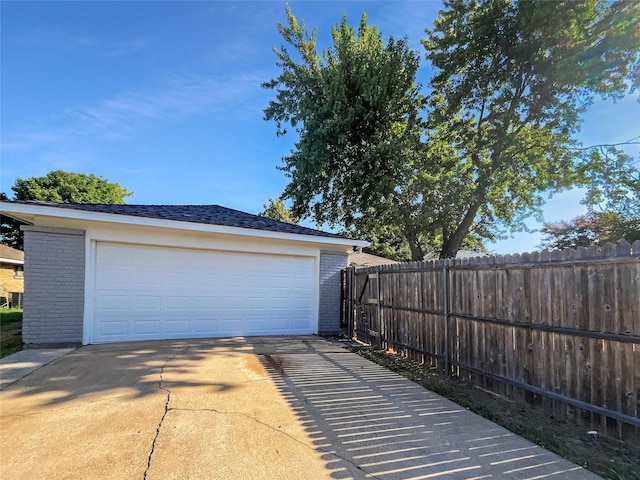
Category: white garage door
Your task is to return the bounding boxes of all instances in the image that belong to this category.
[92,242,316,343]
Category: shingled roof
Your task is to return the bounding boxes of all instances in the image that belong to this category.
[8,201,351,240]
[348,251,398,268]
[0,245,24,263]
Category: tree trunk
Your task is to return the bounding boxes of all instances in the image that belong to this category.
[439,200,482,259]
[439,174,490,259]
[405,229,424,261]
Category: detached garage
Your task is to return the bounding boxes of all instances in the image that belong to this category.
[0,201,366,346]
[93,242,315,342]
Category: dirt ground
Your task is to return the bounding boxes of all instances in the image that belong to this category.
[349,345,640,480]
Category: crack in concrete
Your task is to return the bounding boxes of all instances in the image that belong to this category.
[140,346,380,479]
[169,406,380,479]
[142,348,190,480]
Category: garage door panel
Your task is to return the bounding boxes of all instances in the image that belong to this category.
[218,319,245,335]
[93,242,316,342]
[246,298,268,309]
[99,295,130,310]
[97,268,132,287]
[167,272,191,286]
[270,297,291,309]
[192,273,219,287]
[193,319,218,333]
[191,296,214,309]
[166,320,190,333]
[133,320,160,335]
[134,271,163,286]
[133,296,162,310]
[293,297,311,309]
[98,320,128,335]
[269,317,289,329]
[167,296,190,309]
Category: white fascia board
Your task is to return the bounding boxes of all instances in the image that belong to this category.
[0,258,24,265]
[0,201,369,248]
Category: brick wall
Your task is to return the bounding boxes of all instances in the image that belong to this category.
[0,264,24,300]
[318,250,348,335]
[22,226,85,346]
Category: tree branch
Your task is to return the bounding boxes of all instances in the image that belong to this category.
[570,135,640,151]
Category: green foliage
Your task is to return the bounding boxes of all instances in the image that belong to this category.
[581,147,640,220]
[259,198,300,224]
[264,2,640,260]
[542,145,640,249]
[0,193,23,249]
[12,170,132,204]
[422,0,640,257]
[2,170,133,249]
[544,145,640,250]
[357,228,413,262]
[263,7,430,259]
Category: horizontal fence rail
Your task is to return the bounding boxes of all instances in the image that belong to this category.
[342,241,640,439]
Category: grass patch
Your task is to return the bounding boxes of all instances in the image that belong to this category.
[350,346,640,480]
[0,308,22,358]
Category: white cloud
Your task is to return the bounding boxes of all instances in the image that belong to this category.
[66,72,266,130]
[12,27,147,57]
[0,69,273,197]
[3,71,269,153]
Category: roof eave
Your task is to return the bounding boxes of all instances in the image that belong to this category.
[0,258,24,265]
[0,201,368,248]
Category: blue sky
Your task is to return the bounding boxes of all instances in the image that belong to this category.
[2,1,638,254]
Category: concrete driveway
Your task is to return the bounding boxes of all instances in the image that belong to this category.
[0,336,600,479]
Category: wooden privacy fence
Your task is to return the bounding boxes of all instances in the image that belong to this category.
[342,242,640,439]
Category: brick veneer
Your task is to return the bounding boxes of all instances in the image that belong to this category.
[21,226,85,347]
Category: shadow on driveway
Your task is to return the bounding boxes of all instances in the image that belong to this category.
[259,339,601,480]
[0,336,600,480]
[1,340,238,406]
[0,337,359,480]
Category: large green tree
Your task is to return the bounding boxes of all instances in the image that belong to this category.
[264,2,640,259]
[11,170,132,203]
[263,8,434,260]
[423,0,640,257]
[1,170,133,249]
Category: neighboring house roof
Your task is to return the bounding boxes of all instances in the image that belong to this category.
[454,249,490,259]
[424,249,489,261]
[349,251,398,268]
[0,201,368,247]
[0,245,24,265]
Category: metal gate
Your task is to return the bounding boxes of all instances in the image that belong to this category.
[343,267,382,347]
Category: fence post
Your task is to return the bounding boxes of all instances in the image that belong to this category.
[376,267,382,349]
[347,268,354,339]
[340,269,345,329]
[442,261,450,376]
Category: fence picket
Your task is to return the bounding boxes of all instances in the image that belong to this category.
[341,241,640,439]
